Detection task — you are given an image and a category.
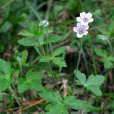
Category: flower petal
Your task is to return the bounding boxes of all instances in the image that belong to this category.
[84,25,89,30]
[76,17,82,22]
[81,21,88,26]
[80,12,86,18]
[88,18,94,22]
[83,31,88,35]
[87,12,92,18]
[77,33,83,38]
[73,27,78,32]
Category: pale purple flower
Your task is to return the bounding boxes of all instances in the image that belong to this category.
[39,20,49,27]
[73,23,89,38]
[76,12,94,26]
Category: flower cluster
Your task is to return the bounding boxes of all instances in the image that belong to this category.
[73,12,94,38]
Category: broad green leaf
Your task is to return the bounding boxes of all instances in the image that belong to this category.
[0,59,14,91]
[18,38,39,46]
[107,56,114,62]
[39,56,51,62]
[86,75,105,86]
[63,96,99,112]
[38,91,62,103]
[45,103,68,114]
[75,70,86,85]
[52,47,65,56]
[45,35,60,43]
[53,57,67,67]
[94,48,107,58]
[18,82,28,93]
[103,61,113,69]
[87,86,102,96]
[18,30,34,37]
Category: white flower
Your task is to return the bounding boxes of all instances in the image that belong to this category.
[39,20,49,27]
[76,12,94,26]
[42,20,49,25]
[73,23,89,38]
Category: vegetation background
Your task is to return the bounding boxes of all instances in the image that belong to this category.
[0,0,114,113]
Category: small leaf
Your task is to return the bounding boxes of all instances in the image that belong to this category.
[21,50,28,65]
[103,61,113,69]
[87,86,102,96]
[18,30,34,37]
[86,75,105,86]
[53,47,65,56]
[18,38,39,46]
[75,70,86,85]
[18,82,28,93]
[53,57,67,67]
[39,56,51,62]
[94,48,107,58]
[38,91,62,103]
[45,103,68,114]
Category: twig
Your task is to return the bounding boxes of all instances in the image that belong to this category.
[1,0,14,9]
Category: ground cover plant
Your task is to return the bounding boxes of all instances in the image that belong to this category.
[0,0,114,114]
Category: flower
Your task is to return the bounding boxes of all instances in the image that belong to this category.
[39,20,49,27]
[42,20,49,26]
[76,12,94,25]
[73,23,89,38]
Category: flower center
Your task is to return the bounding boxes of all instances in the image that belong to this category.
[79,30,83,34]
[83,17,88,22]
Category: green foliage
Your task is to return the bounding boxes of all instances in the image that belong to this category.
[45,103,68,114]
[40,47,67,67]
[94,48,114,68]
[0,59,14,91]
[18,70,43,93]
[75,71,105,96]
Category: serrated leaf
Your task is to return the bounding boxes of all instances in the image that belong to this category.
[75,70,86,85]
[63,96,99,112]
[18,82,28,93]
[87,86,102,96]
[53,47,65,56]
[94,48,107,58]
[45,103,68,114]
[38,91,62,103]
[0,59,14,91]
[86,75,105,86]
[53,57,67,67]
[39,56,51,62]
[103,61,113,68]
[18,30,34,37]
[18,38,39,46]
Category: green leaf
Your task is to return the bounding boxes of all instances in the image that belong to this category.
[45,35,60,43]
[63,96,99,112]
[26,70,43,91]
[94,48,107,58]
[21,50,28,65]
[0,59,14,91]
[75,70,86,85]
[87,86,102,96]
[38,91,62,103]
[86,75,105,86]
[103,61,113,69]
[76,71,105,96]
[18,82,28,93]
[45,103,68,114]
[39,56,51,62]
[107,56,114,62]
[18,30,34,37]
[18,38,39,46]
[53,57,67,67]
[52,47,65,56]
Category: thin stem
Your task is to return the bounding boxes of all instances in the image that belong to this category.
[107,39,113,55]
[36,43,64,100]
[73,39,83,85]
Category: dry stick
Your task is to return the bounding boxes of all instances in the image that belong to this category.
[1,0,14,9]
[15,99,45,113]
